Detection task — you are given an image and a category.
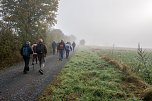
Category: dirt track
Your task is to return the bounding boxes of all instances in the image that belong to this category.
[0,54,69,101]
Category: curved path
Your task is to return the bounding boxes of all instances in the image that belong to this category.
[0,54,69,101]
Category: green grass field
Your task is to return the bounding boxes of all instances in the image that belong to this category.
[98,47,152,85]
[38,47,152,101]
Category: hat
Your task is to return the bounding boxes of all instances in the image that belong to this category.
[39,39,43,43]
[26,41,30,45]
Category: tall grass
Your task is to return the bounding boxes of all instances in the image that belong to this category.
[99,46,152,84]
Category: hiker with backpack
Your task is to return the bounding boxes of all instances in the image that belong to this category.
[57,40,65,61]
[65,42,72,59]
[20,41,33,74]
[36,39,47,75]
[72,41,76,52]
[32,43,38,65]
[51,41,57,55]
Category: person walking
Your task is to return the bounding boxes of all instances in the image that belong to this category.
[57,40,65,61]
[72,41,76,52]
[20,41,33,74]
[36,39,47,75]
[65,42,72,59]
[52,41,57,55]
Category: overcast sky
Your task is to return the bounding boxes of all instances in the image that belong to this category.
[54,0,152,48]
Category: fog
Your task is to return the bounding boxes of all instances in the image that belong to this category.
[54,0,152,48]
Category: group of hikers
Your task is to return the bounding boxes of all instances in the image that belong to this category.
[52,40,76,59]
[20,39,76,75]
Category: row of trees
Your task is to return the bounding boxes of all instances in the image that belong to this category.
[46,29,76,52]
[0,0,59,42]
[0,0,75,69]
[46,29,76,44]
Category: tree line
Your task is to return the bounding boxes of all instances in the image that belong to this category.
[0,0,76,69]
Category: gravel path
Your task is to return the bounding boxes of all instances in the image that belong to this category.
[0,54,69,101]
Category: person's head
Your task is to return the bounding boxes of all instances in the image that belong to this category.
[61,40,64,43]
[25,41,30,46]
[39,39,43,43]
[26,41,29,44]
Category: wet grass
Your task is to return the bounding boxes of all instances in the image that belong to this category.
[39,47,142,101]
[97,47,152,85]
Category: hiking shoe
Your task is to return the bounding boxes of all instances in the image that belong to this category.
[23,71,27,74]
[27,67,29,71]
[39,69,43,75]
[59,58,63,61]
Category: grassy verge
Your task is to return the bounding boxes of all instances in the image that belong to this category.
[39,47,142,101]
[96,47,152,85]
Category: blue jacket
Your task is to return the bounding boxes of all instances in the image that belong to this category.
[20,44,33,57]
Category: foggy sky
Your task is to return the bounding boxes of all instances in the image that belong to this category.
[54,0,152,48]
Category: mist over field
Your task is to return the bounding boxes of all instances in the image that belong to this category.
[55,0,152,48]
[2,0,152,100]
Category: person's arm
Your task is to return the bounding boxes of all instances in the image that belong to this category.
[55,42,57,48]
[64,43,66,50]
[29,47,33,54]
[70,45,73,51]
[20,47,23,56]
[44,44,47,54]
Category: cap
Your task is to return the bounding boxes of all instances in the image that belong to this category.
[39,39,43,43]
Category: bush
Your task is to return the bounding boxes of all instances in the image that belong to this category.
[0,28,22,69]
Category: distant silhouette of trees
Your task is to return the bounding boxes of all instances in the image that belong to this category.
[46,29,76,44]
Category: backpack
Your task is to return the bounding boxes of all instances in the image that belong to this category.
[65,45,70,51]
[59,43,64,49]
[22,47,29,56]
[36,44,44,54]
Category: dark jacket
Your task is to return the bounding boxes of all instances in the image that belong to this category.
[20,44,33,57]
[72,42,76,47]
[57,42,65,50]
[52,41,57,49]
[36,42,47,54]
